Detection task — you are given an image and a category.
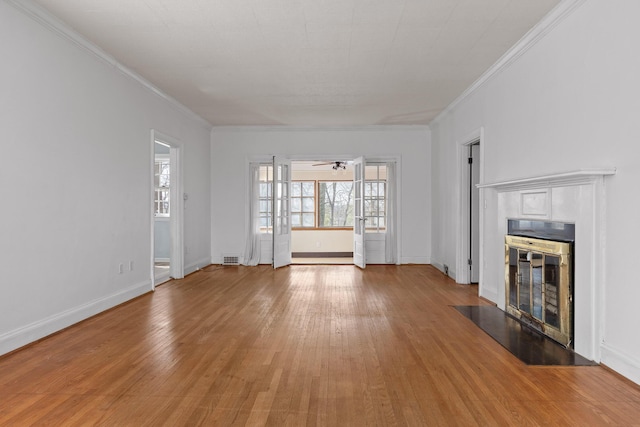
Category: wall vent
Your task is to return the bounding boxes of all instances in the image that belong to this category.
[222,254,240,266]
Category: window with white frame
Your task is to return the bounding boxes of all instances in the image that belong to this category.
[258,164,273,233]
[291,181,315,228]
[364,164,387,231]
[154,157,170,217]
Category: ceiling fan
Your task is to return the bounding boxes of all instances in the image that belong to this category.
[312,161,349,170]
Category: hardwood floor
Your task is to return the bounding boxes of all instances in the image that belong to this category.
[1,265,639,426]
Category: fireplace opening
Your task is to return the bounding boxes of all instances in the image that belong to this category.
[505,220,574,348]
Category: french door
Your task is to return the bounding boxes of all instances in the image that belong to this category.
[272,156,292,269]
[353,156,366,269]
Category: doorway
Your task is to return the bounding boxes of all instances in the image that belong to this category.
[290,160,355,265]
[469,142,480,284]
[154,141,171,283]
[458,132,482,285]
[151,130,184,288]
[248,157,398,268]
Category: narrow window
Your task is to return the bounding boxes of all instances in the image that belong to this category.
[291,181,316,228]
[259,164,273,233]
[364,164,387,232]
[154,157,170,216]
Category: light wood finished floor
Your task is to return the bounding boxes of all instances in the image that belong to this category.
[1,265,640,426]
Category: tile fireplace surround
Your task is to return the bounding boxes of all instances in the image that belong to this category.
[478,169,615,362]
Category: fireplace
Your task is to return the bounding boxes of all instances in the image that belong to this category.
[505,220,574,348]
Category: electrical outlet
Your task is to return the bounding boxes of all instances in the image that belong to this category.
[129,261,134,271]
[118,263,124,274]
[443,264,449,276]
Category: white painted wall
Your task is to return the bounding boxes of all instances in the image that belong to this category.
[430,0,640,383]
[0,2,211,355]
[211,127,431,265]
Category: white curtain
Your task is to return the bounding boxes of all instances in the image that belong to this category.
[385,161,397,264]
[243,163,261,266]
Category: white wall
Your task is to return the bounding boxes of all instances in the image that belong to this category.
[211,127,431,265]
[0,1,211,355]
[430,0,640,383]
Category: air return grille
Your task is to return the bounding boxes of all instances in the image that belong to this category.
[222,254,240,266]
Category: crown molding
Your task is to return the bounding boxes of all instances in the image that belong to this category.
[6,0,212,130]
[430,0,587,126]
[210,125,430,133]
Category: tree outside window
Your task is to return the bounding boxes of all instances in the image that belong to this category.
[318,181,354,227]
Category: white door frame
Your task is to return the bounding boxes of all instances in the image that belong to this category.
[150,130,184,289]
[457,128,484,285]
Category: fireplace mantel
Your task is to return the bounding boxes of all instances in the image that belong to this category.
[479,167,616,361]
[477,169,616,191]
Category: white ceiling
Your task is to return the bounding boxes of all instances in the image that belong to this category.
[33,0,561,126]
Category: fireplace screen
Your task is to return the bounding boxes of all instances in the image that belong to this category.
[505,235,573,347]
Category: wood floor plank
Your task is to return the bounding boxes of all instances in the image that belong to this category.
[1,264,640,426]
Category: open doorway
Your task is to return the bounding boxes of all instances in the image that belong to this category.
[154,141,171,282]
[290,160,354,264]
[287,160,391,265]
[245,157,397,267]
[151,130,184,288]
[458,132,482,285]
[469,142,480,284]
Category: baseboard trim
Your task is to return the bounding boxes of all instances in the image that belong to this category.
[601,343,640,386]
[185,257,211,275]
[400,256,429,265]
[292,252,353,258]
[0,280,151,357]
[432,261,445,272]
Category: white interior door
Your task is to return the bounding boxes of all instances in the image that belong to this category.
[272,156,291,269]
[353,156,366,269]
[470,143,480,283]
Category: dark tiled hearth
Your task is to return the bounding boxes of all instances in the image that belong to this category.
[454,305,597,366]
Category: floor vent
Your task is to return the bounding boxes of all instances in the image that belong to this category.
[222,255,240,266]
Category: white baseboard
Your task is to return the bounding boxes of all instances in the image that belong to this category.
[601,343,640,386]
[400,256,429,264]
[431,261,444,272]
[185,257,211,275]
[0,280,151,357]
[479,288,498,304]
[430,260,457,280]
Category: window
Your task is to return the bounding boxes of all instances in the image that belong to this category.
[365,164,387,231]
[154,158,170,216]
[291,181,315,227]
[257,162,388,232]
[318,181,354,227]
[364,181,385,230]
[259,165,273,233]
